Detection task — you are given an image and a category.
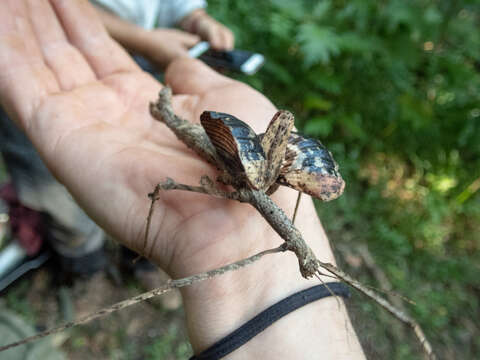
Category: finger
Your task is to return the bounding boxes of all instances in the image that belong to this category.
[0,0,59,126]
[166,58,276,133]
[180,32,201,48]
[208,30,223,50]
[213,27,234,51]
[165,58,232,95]
[223,29,235,50]
[27,0,96,90]
[50,0,138,79]
[216,31,230,51]
[170,46,192,61]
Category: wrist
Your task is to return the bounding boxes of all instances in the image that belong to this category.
[181,189,341,353]
[182,247,315,352]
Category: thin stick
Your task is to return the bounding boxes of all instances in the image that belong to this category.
[149,88,220,167]
[0,245,286,353]
[336,243,416,305]
[144,184,161,257]
[356,244,415,306]
[143,177,238,258]
[152,178,319,278]
[133,184,162,263]
[314,272,342,309]
[292,191,302,224]
[317,261,436,360]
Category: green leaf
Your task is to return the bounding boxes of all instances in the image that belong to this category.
[338,32,379,53]
[312,0,331,20]
[340,113,366,139]
[296,24,340,66]
[304,116,334,137]
[263,61,294,85]
[270,0,305,20]
[269,12,295,39]
[310,70,343,94]
[424,5,442,25]
[383,0,416,32]
[303,94,333,111]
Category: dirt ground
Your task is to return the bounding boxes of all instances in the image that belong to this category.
[4,264,191,360]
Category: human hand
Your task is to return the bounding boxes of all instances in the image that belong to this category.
[181,9,235,50]
[141,28,200,69]
[0,1,363,357]
[0,0,325,279]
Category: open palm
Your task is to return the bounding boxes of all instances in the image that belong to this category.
[0,0,302,280]
[0,3,369,357]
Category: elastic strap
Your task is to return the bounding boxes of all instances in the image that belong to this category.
[190,282,350,360]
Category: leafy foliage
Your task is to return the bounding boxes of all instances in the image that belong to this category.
[145,324,191,360]
[208,1,480,358]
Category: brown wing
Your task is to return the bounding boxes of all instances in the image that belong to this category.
[277,133,345,201]
[200,111,266,189]
[260,110,294,188]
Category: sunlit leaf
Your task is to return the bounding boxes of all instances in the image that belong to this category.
[303,95,332,111]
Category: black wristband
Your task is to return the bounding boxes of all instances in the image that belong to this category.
[190,282,350,360]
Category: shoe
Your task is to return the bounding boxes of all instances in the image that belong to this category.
[53,246,108,285]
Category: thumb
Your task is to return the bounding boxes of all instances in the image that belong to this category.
[165,58,232,95]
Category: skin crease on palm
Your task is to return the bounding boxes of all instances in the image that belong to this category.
[0,0,281,275]
[0,1,366,358]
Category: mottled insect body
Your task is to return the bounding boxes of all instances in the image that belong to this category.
[277,133,344,201]
[260,111,294,188]
[200,111,267,189]
[200,110,344,201]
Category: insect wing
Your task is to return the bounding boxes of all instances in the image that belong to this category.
[260,110,294,188]
[200,111,266,189]
[278,133,345,201]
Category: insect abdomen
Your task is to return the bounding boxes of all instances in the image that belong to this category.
[278,133,345,201]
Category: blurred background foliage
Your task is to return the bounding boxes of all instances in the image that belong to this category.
[208,0,480,359]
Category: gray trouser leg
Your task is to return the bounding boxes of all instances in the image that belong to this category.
[0,108,104,257]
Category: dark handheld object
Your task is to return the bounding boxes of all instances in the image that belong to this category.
[189,42,265,75]
[200,111,345,201]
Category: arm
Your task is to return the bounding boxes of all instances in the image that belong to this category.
[0,1,364,358]
[94,6,200,68]
[177,181,364,358]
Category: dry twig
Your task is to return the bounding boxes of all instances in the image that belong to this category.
[292,191,302,224]
[0,245,285,352]
[315,263,434,358]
